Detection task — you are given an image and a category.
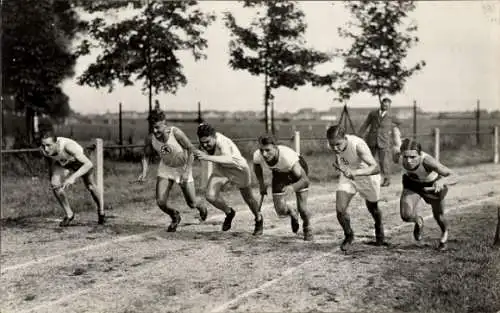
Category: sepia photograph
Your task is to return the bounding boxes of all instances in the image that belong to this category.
[1,0,500,312]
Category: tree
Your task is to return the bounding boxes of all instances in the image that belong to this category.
[76,0,215,133]
[225,0,332,134]
[334,1,425,104]
[2,0,84,142]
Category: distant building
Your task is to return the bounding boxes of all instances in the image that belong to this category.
[295,108,318,120]
[319,115,337,121]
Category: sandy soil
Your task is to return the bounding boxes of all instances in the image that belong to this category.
[1,164,499,313]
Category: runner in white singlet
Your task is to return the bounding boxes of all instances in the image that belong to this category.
[326,125,388,252]
[194,123,263,235]
[253,134,313,240]
[399,138,457,251]
[39,124,105,227]
[137,111,208,232]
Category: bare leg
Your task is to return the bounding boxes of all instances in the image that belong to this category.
[366,200,386,245]
[205,175,234,231]
[296,190,312,241]
[400,188,425,241]
[51,168,74,226]
[205,176,231,214]
[273,193,300,234]
[336,190,355,251]
[239,187,261,220]
[431,198,449,250]
[82,172,105,224]
[180,180,208,221]
[239,187,263,236]
[156,177,181,232]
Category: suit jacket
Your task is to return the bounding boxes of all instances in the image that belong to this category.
[358,110,401,149]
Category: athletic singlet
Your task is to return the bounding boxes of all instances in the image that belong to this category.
[253,145,299,173]
[335,135,371,170]
[151,127,188,168]
[403,152,438,183]
[42,137,84,167]
[212,132,247,169]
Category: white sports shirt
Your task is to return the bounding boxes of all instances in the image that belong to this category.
[335,135,372,170]
[253,145,299,173]
[42,137,84,167]
[151,126,188,168]
[212,132,248,170]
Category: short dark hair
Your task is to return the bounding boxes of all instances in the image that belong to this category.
[258,134,277,146]
[197,123,216,138]
[148,110,166,124]
[38,122,56,140]
[381,97,391,104]
[326,124,345,139]
[400,138,422,153]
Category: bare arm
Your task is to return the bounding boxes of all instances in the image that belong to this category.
[423,156,457,186]
[253,163,265,187]
[289,161,309,192]
[352,142,380,177]
[139,135,155,179]
[64,142,93,181]
[202,144,238,166]
[172,127,195,169]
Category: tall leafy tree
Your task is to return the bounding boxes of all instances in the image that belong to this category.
[225,0,332,134]
[76,0,215,133]
[334,0,425,104]
[2,0,84,142]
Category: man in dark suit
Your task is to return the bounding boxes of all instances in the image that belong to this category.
[358,97,402,187]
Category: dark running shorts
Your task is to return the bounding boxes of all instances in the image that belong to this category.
[271,155,309,194]
[402,174,448,204]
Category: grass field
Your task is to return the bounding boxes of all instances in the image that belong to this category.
[1,164,499,313]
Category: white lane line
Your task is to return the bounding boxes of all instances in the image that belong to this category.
[3,170,498,274]
[208,195,500,313]
[14,185,498,313]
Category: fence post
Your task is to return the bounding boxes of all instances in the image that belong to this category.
[294,130,300,154]
[94,138,104,214]
[33,111,39,139]
[413,100,417,139]
[433,128,440,161]
[119,102,123,157]
[201,161,212,190]
[494,126,499,164]
[494,205,500,247]
[476,99,480,145]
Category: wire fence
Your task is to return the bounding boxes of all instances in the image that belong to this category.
[1,126,498,220]
[2,127,498,178]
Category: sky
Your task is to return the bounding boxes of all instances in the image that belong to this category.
[62,0,500,115]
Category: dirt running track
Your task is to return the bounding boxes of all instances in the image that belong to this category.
[1,164,499,313]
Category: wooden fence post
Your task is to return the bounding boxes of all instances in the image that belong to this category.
[413,100,417,139]
[119,102,123,157]
[294,130,300,155]
[434,128,440,161]
[476,99,481,145]
[201,161,212,190]
[494,205,500,247]
[494,126,499,164]
[94,138,104,214]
